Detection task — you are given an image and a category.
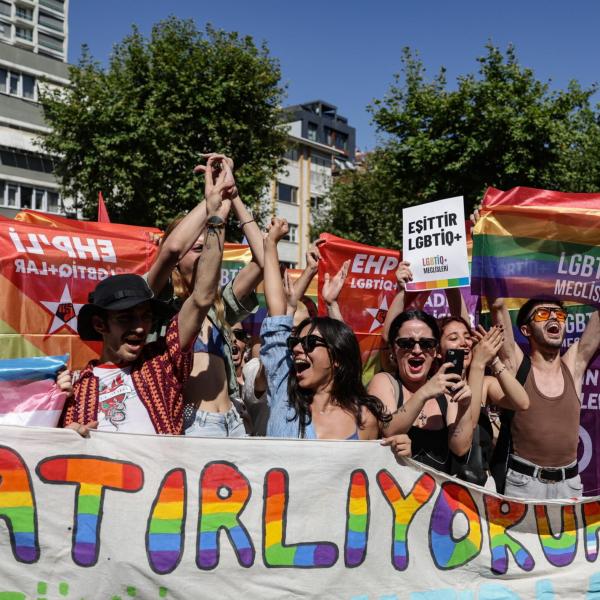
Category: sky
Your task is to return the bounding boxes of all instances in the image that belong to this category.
[68,1,600,151]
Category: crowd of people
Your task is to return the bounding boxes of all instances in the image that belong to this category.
[54,153,600,502]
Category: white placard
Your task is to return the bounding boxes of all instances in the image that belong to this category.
[403,196,470,291]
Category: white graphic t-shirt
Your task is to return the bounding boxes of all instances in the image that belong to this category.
[93,364,155,434]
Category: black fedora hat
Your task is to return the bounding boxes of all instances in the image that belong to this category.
[77,273,172,341]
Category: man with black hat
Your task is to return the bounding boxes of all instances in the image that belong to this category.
[61,163,231,436]
[492,296,600,499]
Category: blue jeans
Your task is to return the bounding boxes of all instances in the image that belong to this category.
[504,455,582,500]
[185,405,247,438]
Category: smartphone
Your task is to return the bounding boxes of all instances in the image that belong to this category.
[445,349,464,376]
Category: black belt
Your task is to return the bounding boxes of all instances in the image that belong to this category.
[508,457,578,482]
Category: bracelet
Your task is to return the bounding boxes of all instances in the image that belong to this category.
[492,364,507,377]
[239,218,255,229]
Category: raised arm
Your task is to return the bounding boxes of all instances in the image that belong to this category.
[176,162,231,350]
[230,189,265,301]
[446,287,471,324]
[490,297,523,374]
[321,259,350,322]
[263,218,289,317]
[382,261,413,344]
[146,153,232,296]
[469,325,529,428]
[284,241,320,318]
[564,309,600,393]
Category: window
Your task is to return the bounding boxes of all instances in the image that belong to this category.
[15,26,33,41]
[307,122,318,142]
[6,184,17,206]
[47,191,60,212]
[38,11,63,31]
[325,128,348,152]
[284,146,299,161]
[35,188,45,210]
[283,224,298,244]
[9,72,18,94]
[16,6,33,20]
[0,1,10,17]
[22,74,35,99]
[0,20,9,39]
[40,0,64,14]
[310,196,322,210]
[311,151,331,168]
[38,32,63,52]
[0,148,54,172]
[0,180,61,212]
[20,186,32,209]
[277,182,298,204]
[0,70,37,100]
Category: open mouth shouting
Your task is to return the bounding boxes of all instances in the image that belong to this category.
[123,336,145,354]
[545,320,562,337]
[294,358,311,375]
[406,356,426,375]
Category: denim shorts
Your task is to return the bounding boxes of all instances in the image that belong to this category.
[184,404,247,438]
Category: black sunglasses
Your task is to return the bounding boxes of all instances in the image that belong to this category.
[286,334,328,353]
[393,337,437,351]
[232,329,249,342]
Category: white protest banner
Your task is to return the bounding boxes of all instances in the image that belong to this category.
[0,425,598,599]
[403,196,470,292]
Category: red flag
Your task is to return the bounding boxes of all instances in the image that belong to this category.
[97,192,110,223]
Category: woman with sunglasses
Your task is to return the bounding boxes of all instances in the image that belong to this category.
[369,309,473,472]
[260,218,396,441]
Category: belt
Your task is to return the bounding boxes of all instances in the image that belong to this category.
[508,457,578,483]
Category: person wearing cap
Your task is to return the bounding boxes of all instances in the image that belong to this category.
[491,296,600,499]
[60,163,232,436]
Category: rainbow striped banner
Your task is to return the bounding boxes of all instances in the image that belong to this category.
[0,427,597,598]
[472,186,600,306]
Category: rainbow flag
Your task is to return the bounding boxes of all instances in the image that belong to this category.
[471,186,600,306]
[0,355,67,426]
[0,211,162,369]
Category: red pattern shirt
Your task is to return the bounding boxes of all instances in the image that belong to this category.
[61,316,192,435]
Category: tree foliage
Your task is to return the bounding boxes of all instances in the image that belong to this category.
[318,45,600,247]
[41,18,287,228]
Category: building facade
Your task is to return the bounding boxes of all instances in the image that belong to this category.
[269,100,356,267]
[0,0,71,218]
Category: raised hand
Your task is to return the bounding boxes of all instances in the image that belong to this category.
[471,324,504,367]
[306,239,324,273]
[266,217,289,243]
[395,261,413,289]
[322,259,350,306]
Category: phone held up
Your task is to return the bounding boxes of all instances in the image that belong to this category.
[445,348,464,377]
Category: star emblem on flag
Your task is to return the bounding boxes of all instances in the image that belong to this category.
[365,296,389,334]
[40,285,84,335]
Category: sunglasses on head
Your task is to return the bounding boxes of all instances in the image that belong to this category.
[393,337,437,351]
[232,329,249,342]
[528,307,567,323]
[286,334,328,353]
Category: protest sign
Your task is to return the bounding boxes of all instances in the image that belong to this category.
[471,186,600,307]
[403,196,470,292]
[0,426,598,599]
[317,233,477,378]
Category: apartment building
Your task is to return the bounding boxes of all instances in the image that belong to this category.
[0,0,71,218]
[269,100,356,267]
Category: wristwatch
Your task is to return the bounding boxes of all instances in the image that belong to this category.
[206,215,225,229]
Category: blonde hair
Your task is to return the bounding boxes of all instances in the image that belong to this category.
[161,214,229,335]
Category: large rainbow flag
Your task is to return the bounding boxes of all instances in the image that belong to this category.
[471,186,600,305]
[0,210,284,368]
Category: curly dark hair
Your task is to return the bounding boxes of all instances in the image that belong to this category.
[287,316,391,438]
[388,310,441,346]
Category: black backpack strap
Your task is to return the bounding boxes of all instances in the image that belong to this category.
[490,354,531,493]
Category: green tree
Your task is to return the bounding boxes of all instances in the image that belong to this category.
[40,17,287,229]
[318,45,600,247]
